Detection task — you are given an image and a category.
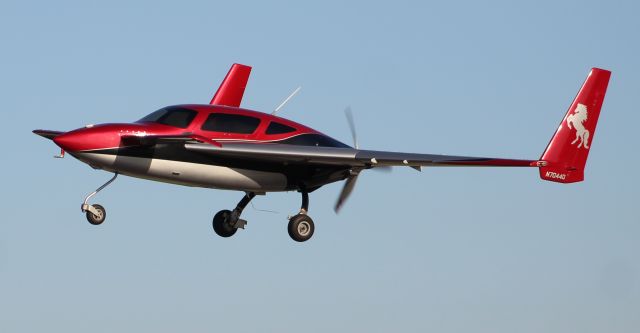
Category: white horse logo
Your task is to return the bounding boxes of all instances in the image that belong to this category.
[566,103,590,149]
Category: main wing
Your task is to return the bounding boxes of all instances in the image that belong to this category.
[184,142,537,168]
[183,141,538,213]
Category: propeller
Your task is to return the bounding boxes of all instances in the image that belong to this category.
[334,169,360,213]
[334,107,360,213]
[334,106,392,213]
[346,106,391,168]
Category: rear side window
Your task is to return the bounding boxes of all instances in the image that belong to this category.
[266,121,296,135]
[201,113,261,134]
[137,107,197,129]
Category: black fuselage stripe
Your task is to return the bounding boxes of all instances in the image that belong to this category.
[87,144,349,190]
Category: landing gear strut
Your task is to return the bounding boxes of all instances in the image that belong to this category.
[212,192,256,238]
[211,190,316,242]
[81,173,118,225]
[288,191,315,242]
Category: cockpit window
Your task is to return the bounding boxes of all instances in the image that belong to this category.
[201,113,261,134]
[266,121,296,135]
[137,106,197,129]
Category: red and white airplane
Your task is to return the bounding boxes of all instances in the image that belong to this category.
[34,64,610,242]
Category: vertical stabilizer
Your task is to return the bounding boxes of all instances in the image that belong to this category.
[539,68,611,183]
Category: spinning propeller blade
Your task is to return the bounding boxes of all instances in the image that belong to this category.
[344,106,390,173]
[344,106,359,149]
[335,107,392,213]
[334,171,360,213]
[334,107,361,213]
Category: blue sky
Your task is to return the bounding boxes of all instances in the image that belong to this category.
[1,0,639,332]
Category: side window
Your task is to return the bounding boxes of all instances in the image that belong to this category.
[158,109,197,128]
[201,113,261,134]
[137,107,197,129]
[266,121,296,135]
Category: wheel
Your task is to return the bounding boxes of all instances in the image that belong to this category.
[212,210,237,238]
[288,214,315,242]
[86,204,106,225]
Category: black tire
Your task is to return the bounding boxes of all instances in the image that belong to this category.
[86,204,106,225]
[288,214,314,242]
[212,210,237,238]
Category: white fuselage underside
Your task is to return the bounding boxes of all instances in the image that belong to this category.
[74,152,288,192]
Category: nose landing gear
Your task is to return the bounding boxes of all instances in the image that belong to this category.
[81,173,118,225]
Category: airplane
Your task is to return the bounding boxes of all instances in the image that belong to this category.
[33,64,611,242]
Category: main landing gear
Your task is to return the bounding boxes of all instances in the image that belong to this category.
[212,190,315,242]
[212,192,255,238]
[287,191,314,242]
[81,172,118,225]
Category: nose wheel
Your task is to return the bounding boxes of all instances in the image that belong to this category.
[81,173,118,225]
[85,204,106,225]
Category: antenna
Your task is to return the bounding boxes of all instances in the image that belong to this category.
[272,86,301,115]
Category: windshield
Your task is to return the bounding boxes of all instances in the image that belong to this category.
[137,106,197,129]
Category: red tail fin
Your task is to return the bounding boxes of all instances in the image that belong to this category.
[539,68,611,183]
[209,63,252,107]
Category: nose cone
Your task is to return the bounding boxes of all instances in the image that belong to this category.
[53,130,87,152]
[53,131,84,151]
[52,123,175,153]
[53,126,121,152]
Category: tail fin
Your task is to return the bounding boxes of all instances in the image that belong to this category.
[539,68,611,183]
[209,63,252,107]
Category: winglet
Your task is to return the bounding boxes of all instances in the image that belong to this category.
[539,68,611,183]
[209,63,252,107]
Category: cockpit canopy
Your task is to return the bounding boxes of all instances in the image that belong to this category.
[136,105,350,148]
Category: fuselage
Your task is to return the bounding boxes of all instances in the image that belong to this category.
[53,104,351,192]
